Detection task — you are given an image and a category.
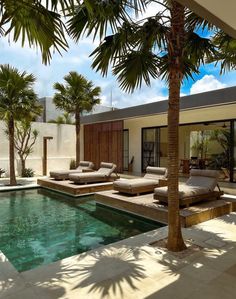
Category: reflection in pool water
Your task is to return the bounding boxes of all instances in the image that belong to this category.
[0,188,163,272]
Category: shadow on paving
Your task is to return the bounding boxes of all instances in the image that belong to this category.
[2,213,236,299]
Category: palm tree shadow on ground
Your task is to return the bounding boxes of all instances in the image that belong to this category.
[3,213,235,299]
[71,247,147,297]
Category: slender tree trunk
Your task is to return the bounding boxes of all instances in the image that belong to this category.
[21,157,26,176]
[8,116,17,186]
[75,109,80,167]
[167,1,186,251]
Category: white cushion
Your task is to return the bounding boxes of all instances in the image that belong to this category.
[154,184,210,199]
[114,178,158,189]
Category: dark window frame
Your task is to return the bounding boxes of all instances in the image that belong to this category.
[123,129,129,171]
[141,119,236,182]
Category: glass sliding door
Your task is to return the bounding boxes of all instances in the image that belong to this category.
[123,130,129,171]
[142,128,159,171]
[159,127,168,168]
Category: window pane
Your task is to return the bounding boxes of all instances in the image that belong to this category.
[142,128,159,171]
[123,130,129,170]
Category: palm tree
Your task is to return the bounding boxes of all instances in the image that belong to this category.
[0,0,74,64]
[210,30,236,73]
[0,64,40,185]
[48,112,74,124]
[53,72,101,166]
[67,0,216,251]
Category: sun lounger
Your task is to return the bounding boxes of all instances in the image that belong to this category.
[50,161,94,180]
[113,166,168,195]
[69,162,119,184]
[154,169,223,207]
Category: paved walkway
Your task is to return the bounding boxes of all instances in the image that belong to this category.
[1,213,236,299]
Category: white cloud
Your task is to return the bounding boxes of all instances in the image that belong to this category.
[99,78,167,108]
[190,75,227,95]
[135,1,169,21]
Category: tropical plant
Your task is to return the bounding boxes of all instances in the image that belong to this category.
[53,72,101,166]
[0,168,5,178]
[22,168,35,177]
[0,0,74,64]
[48,112,74,124]
[0,64,40,185]
[67,0,217,251]
[210,30,236,74]
[11,120,39,176]
[190,130,210,159]
[69,159,76,170]
[208,129,231,170]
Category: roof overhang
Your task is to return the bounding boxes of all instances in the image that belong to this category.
[81,86,236,125]
[177,0,236,38]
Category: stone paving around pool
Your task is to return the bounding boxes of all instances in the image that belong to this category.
[1,212,236,299]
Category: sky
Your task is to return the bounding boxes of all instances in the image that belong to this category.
[1,2,236,109]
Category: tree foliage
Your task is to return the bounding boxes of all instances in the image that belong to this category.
[0,0,74,64]
[53,71,101,165]
[67,1,215,92]
[53,72,101,114]
[67,0,218,251]
[0,64,41,185]
[48,112,74,124]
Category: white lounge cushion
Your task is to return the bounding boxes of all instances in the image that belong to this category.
[114,178,158,189]
[79,161,94,169]
[186,169,219,191]
[50,160,94,179]
[69,172,106,180]
[144,166,168,180]
[69,162,117,182]
[97,162,117,176]
[50,169,83,176]
[154,184,210,199]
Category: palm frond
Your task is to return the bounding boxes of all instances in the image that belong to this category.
[158,54,199,82]
[45,0,75,14]
[135,15,168,50]
[53,72,101,114]
[67,0,148,41]
[0,64,40,121]
[90,20,137,76]
[113,50,160,93]
[185,32,216,67]
[0,0,68,64]
[210,30,236,73]
[185,10,216,32]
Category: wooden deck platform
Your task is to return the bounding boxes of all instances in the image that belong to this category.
[95,190,236,227]
[37,178,114,196]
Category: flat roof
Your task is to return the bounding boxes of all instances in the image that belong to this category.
[176,0,236,39]
[81,86,236,125]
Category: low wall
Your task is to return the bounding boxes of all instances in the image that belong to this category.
[0,121,76,176]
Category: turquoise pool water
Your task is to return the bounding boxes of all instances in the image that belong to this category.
[0,188,163,272]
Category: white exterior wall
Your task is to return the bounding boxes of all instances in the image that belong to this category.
[0,121,76,176]
[124,114,167,173]
[124,103,236,173]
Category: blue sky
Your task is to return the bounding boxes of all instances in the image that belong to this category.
[1,3,236,109]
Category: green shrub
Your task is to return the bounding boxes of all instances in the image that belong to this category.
[22,168,35,177]
[0,168,5,178]
[70,159,76,170]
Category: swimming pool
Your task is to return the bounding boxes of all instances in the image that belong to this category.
[0,188,163,272]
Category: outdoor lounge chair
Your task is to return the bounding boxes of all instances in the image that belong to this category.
[50,161,94,180]
[154,169,223,207]
[113,166,168,196]
[69,162,119,184]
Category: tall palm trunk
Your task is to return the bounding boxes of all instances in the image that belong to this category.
[8,116,17,186]
[167,1,186,251]
[75,109,80,166]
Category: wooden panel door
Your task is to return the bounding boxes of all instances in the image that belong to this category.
[84,120,123,172]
